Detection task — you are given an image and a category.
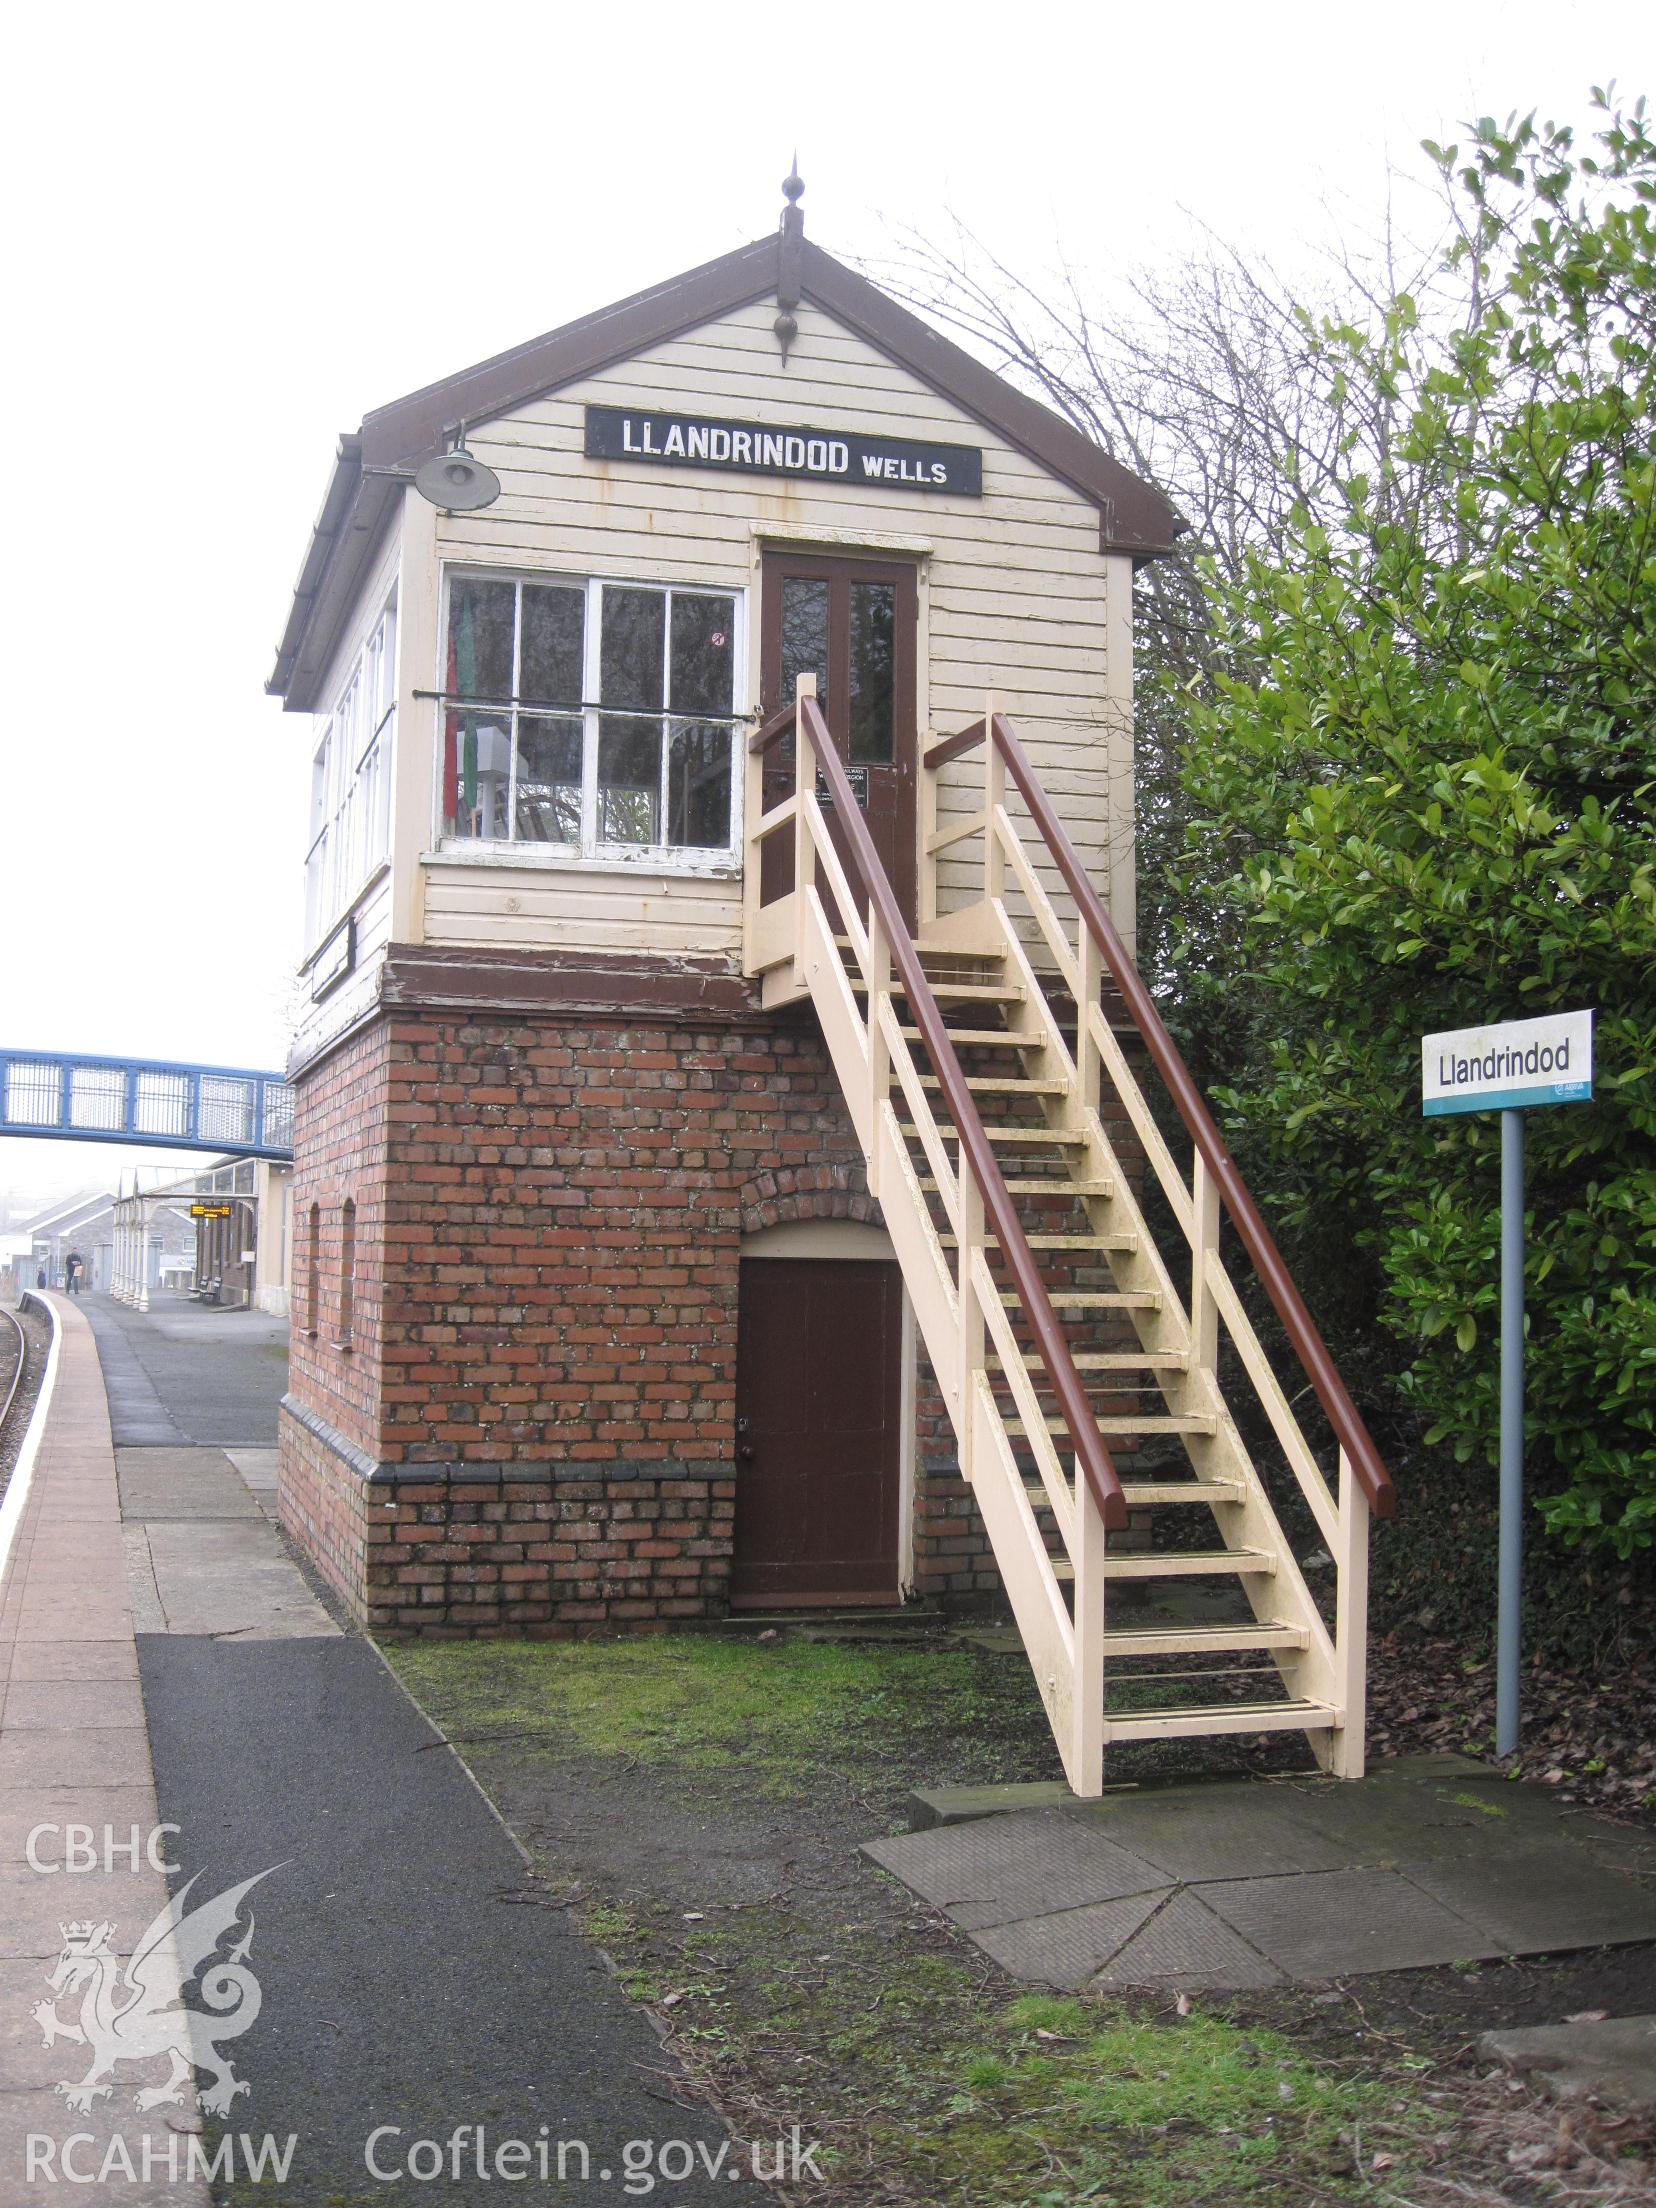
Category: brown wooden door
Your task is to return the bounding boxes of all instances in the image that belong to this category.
[732,1257,903,1604]
[759,549,919,930]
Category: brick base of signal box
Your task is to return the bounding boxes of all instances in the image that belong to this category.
[278,946,1147,1637]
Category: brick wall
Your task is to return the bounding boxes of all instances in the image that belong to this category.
[279,958,1155,1636]
[278,984,1007,1633]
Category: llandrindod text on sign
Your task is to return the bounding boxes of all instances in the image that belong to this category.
[1421,1009,1594,1117]
[585,405,983,496]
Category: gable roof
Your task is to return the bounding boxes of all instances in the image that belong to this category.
[269,232,1181,709]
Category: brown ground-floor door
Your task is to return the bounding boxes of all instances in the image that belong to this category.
[731,1256,904,1605]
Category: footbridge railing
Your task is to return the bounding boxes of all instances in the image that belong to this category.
[0,1050,294,1160]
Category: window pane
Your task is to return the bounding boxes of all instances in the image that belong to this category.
[848,582,896,763]
[520,584,585,706]
[515,716,583,843]
[375,605,398,722]
[447,576,515,700]
[670,594,736,716]
[600,587,665,711]
[445,709,511,838]
[598,716,661,843]
[667,722,731,848]
[779,577,829,714]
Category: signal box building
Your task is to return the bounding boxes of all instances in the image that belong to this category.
[270,184,1389,1794]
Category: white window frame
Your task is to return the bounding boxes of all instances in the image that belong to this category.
[304,595,398,952]
[434,565,747,875]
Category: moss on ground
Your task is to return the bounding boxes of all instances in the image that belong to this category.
[389,1632,1065,1807]
[382,1633,1456,2205]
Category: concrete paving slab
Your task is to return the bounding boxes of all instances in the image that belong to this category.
[863,1809,1165,1930]
[0,1791,161,1871]
[908,1780,1076,1828]
[225,1449,279,1492]
[1094,1888,1286,1990]
[1,1682,146,1731]
[0,2081,212,2204]
[1292,1768,1566,1864]
[1481,2014,1656,2115]
[0,1869,168,1957]
[0,1729,156,1791]
[133,1522,337,1639]
[1402,1847,1656,1956]
[4,1643,139,1683]
[1197,1867,1503,1976]
[1075,1783,1353,1881]
[115,1449,259,1521]
[122,1527,167,1634]
[10,1596,132,1643]
[971,1891,1169,1989]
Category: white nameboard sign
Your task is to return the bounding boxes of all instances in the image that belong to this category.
[1421,1009,1593,1117]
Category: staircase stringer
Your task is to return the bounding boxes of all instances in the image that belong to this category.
[979,903,1344,1719]
[792,875,1102,1791]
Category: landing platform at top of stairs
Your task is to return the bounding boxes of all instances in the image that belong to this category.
[863,1756,1656,1992]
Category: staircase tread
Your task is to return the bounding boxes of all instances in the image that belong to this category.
[899,1026,1035,1047]
[917,1075,1069,1095]
[1102,1699,1338,1736]
[1049,1549,1277,1581]
[921,1177,1115,1195]
[857,980,1024,1001]
[1023,1475,1242,1501]
[941,1232,1137,1250]
[1100,1622,1308,1652]
[899,1122,1089,1145]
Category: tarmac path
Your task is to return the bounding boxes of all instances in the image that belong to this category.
[0,1295,749,2205]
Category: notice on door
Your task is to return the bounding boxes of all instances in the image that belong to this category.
[1421,1009,1593,1116]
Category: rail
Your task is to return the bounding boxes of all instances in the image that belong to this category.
[0,1306,26,1436]
[924,709,1395,1520]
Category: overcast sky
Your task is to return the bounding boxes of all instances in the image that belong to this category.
[2,0,1649,1199]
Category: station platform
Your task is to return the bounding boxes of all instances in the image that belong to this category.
[0,1295,742,2205]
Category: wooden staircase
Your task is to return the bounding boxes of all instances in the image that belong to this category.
[743,682,1394,1796]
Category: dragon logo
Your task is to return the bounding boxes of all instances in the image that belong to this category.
[31,1866,282,2115]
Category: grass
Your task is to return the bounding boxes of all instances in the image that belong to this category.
[390,1631,1063,1805]
[383,1630,1440,2205]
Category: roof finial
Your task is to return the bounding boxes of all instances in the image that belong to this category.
[775,157,804,366]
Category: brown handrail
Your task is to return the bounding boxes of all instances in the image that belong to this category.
[951,709,1394,1518]
[795,696,1128,1534]
[749,700,799,757]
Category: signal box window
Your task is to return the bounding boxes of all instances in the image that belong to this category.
[441,573,739,858]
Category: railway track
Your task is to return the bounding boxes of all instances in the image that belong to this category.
[0,1304,26,1437]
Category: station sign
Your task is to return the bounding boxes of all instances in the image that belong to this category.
[1421,1009,1593,1117]
[585,405,983,497]
[190,1203,233,1219]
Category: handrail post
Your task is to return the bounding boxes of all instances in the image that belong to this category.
[1329,1448,1370,1777]
[1190,1151,1220,1373]
[1076,919,1102,1117]
[868,909,890,1195]
[794,673,818,979]
[741,697,765,974]
[1073,1463,1106,1795]
[958,1165,985,1486]
[919,724,939,933]
[983,694,1004,908]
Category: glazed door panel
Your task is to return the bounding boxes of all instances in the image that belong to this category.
[758,551,919,930]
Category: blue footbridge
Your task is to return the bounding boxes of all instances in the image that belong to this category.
[0,1049,293,1160]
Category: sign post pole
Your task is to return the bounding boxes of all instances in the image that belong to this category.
[1421,1008,1593,1763]
[1496,1108,1525,1757]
